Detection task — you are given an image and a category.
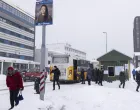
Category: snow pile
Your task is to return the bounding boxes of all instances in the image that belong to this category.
[0,75,6,88]
[0,75,6,81]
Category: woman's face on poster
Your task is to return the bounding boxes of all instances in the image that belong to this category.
[41,6,46,15]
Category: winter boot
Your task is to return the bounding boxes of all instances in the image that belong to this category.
[15,98,19,106]
[119,85,121,88]
[136,89,139,92]
[9,106,14,110]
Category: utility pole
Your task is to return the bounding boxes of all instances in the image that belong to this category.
[103,32,108,53]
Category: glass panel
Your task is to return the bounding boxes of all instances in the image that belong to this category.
[53,57,69,63]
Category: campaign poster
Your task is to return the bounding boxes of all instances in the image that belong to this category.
[35,0,53,26]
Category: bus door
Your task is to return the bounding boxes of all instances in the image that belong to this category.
[73,60,77,80]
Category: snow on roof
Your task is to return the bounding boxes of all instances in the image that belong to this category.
[48,50,65,55]
[92,59,99,63]
[0,56,40,64]
[2,0,34,19]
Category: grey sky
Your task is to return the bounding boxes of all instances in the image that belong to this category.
[9,0,139,60]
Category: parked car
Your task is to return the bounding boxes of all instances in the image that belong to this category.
[22,69,48,82]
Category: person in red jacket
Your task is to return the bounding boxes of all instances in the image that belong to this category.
[6,67,24,110]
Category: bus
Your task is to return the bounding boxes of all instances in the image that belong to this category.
[50,55,91,83]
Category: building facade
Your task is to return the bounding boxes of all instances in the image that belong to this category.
[0,0,39,74]
[0,0,35,61]
[47,43,86,60]
[133,16,140,67]
[97,49,132,82]
[35,43,87,66]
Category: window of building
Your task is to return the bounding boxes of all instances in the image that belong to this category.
[20,56,25,60]
[12,7,15,14]
[15,9,17,15]
[0,1,2,8]
[4,40,9,44]
[136,17,139,24]
[2,3,6,9]
[0,38,4,43]
[138,56,140,61]
[0,27,34,42]
[0,16,34,34]
[137,37,140,48]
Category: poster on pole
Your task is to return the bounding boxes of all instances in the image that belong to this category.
[35,0,53,26]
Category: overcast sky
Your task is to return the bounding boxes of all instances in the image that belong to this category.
[9,0,140,60]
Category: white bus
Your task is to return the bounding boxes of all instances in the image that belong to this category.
[50,55,90,83]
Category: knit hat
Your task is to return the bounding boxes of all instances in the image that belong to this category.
[8,67,14,71]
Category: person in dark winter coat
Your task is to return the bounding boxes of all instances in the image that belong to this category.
[119,70,126,88]
[6,67,24,110]
[92,69,95,81]
[98,68,104,86]
[81,68,85,84]
[136,71,140,92]
[95,68,99,84]
[51,66,60,90]
[87,68,92,85]
[34,77,40,94]
[132,69,136,80]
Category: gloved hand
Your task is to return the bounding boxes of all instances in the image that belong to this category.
[20,87,24,91]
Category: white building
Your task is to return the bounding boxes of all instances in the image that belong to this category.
[47,43,86,59]
[0,0,39,74]
[35,43,87,65]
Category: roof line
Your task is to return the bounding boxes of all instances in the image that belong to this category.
[97,49,132,60]
[97,49,114,60]
[2,0,34,19]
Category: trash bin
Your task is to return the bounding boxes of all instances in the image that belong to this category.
[34,77,40,94]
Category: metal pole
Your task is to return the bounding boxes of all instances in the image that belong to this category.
[40,25,46,101]
[103,32,107,53]
[106,33,107,53]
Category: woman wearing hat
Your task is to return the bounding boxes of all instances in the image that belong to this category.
[6,67,24,110]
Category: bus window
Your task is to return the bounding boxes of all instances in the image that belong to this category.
[52,57,69,63]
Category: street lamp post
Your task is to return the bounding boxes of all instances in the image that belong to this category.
[103,32,108,53]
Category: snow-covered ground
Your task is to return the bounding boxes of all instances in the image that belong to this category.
[0,80,140,110]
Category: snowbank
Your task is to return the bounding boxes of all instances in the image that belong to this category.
[0,75,6,88]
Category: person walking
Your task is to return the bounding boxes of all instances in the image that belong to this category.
[6,67,24,110]
[136,71,140,92]
[87,68,92,85]
[132,68,136,80]
[92,69,95,81]
[119,69,126,88]
[81,68,85,84]
[51,66,61,90]
[95,68,99,84]
[98,68,104,86]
